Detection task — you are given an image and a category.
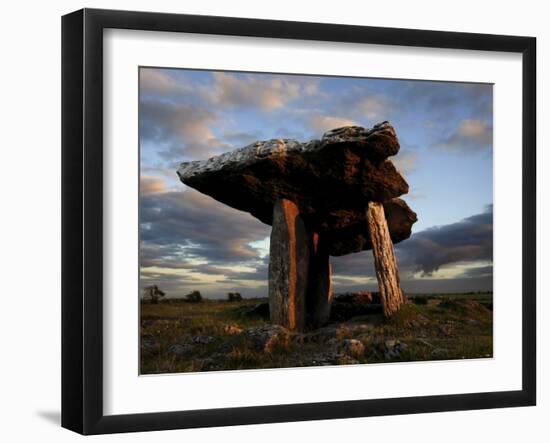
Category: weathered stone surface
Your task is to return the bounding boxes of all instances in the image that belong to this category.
[245,325,291,353]
[340,338,366,359]
[268,199,309,331]
[367,201,404,317]
[384,339,408,360]
[178,122,415,255]
[321,123,400,161]
[223,325,243,335]
[325,197,417,256]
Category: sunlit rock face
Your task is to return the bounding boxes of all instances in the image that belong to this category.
[177,122,417,256]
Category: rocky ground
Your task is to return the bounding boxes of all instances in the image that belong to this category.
[140,292,493,374]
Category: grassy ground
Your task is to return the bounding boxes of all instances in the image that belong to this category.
[140,293,493,374]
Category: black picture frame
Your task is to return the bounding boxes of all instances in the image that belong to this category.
[61,8,536,435]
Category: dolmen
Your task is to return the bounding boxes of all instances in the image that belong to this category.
[177,122,417,331]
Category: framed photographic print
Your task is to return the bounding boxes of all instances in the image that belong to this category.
[61,8,536,435]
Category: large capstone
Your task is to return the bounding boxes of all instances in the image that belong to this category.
[178,122,416,256]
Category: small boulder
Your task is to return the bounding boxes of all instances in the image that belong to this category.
[341,339,365,359]
[245,325,290,353]
[169,343,193,355]
[193,335,215,345]
[223,325,243,335]
[384,339,408,360]
[141,337,159,352]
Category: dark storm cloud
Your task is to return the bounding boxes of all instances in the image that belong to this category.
[140,186,270,265]
[332,251,374,277]
[331,205,493,280]
[458,265,493,279]
[396,205,493,275]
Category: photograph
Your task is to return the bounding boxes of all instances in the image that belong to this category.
[138,67,494,374]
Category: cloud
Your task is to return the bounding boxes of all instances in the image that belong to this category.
[140,68,193,97]
[396,205,493,275]
[203,72,316,111]
[139,187,272,297]
[332,205,493,279]
[458,264,493,279]
[328,87,396,124]
[436,119,493,152]
[222,130,262,146]
[140,100,227,160]
[140,188,270,264]
[353,94,394,120]
[140,176,166,195]
[307,115,358,134]
[392,150,418,175]
[330,205,493,293]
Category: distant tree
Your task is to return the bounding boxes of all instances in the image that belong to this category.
[143,285,165,304]
[184,290,203,303]
[227,292,243,302]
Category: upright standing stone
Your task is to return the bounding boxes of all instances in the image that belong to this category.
[366,201,404,317]
[306,233,333,328]
[269,199,310,331]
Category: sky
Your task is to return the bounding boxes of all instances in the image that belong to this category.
[139,67,493,298]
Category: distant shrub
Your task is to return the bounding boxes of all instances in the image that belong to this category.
[227,292,243,302]
[184,290,203,303]
[412,295,428,305]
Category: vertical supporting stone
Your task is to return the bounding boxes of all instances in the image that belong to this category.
[366,201,404,317]
[306,233,333,328]
[268,199,309,331]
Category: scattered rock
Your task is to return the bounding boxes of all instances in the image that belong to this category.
[245,325,291,353]
[141,337,159,352]
[169,343,193,355]
[384,339,408,360]
[341,339,365,359]
[437,324,454,337]
[292,332,318,345]
[193,335,216,345]
[223,325,243,335]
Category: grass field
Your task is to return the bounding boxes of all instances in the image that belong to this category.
[140,293,493,374]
